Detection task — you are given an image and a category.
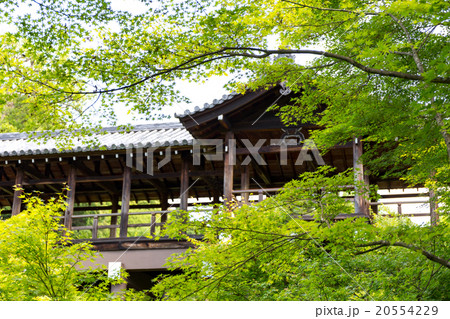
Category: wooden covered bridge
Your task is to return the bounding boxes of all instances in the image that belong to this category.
[0,86,430,289]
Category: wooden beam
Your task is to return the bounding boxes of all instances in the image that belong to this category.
[180,89,268,129]
[218,114,232,130]
[64,165,77,230]
[72,161,119,195]
[179,151,190,211]
[235,142,352,156]
[22,163,60,192]
[0,170,224,187]
[353,137,370,216]
[119,166,132,238]
[11,166,24,216]
[251,160,271,185]
[223,131,235,205]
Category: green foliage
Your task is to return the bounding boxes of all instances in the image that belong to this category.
[0,193,149,300]
[0,0,448,183]
[0,34,86,134]
[152,169,450,301]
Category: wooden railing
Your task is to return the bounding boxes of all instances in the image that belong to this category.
[370,200,431,217]
[232,187,282,202]
[233,187,433,219]
[59,206,215,240]
[69,210,169,239]
[55,191,432,241]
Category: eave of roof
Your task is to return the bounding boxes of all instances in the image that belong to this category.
[0,122,194,158]
[174,92,240,119]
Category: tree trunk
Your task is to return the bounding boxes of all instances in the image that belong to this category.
[435,112,450,164]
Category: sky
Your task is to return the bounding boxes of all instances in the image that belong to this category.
[105,0,230,124]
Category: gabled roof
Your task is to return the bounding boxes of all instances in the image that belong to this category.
[0,122,193,157]
[174,92,240,118]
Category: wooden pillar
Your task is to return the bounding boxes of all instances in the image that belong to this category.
[119,166,131,238]
[180,151,190,211]
[353,137,369,216]
[64,165,76,230]
[11,166,24,216]
[160,192,169,223]
[240,164,250,204]
[223,131,235,205]
[109,197,119,238]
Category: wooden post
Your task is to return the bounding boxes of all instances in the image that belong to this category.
[92,216,99,239]
[258,189,264,202]
[119,166,131,238]
[64,165,76,230]
[109,197,119,238]
[240,164,250,204]
[223,131,235,206]
[11,166,24,216]
[180,151,190,211]
[150,213,156,235]
[160,192,168,223]
[353,137,369,216]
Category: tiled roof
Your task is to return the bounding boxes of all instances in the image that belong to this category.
[174,92,240,118]
[0,122,193,157]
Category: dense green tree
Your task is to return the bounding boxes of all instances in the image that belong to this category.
[0,33,88,133]
[0,0,448,182]
[0,192,149,300]
[0,0,449,301]
[152,168,450,301]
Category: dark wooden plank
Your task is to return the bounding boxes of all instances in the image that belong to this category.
[11,166,24,216]
[0,170,224,187]
[64,165,77,230]
[223,131,235,205]
[179,151,190,211]
[119,166,131,238]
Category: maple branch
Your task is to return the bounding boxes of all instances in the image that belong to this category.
[21,47,448,96]
[281,0,379,16]
[356,240,450,269]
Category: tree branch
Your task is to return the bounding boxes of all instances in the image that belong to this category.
[356,240,450,269]
[386,13,424,73]
[281,0,379,16]
[23,46,448,97]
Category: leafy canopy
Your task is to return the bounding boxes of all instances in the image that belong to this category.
[0,192,148,301]
[152,168,450,301]
[0,0,448,183]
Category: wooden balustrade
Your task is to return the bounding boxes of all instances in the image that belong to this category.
[369,200,430,217]
[51,190,432,241]
[66,210,171,239]
[56,206,216,240]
